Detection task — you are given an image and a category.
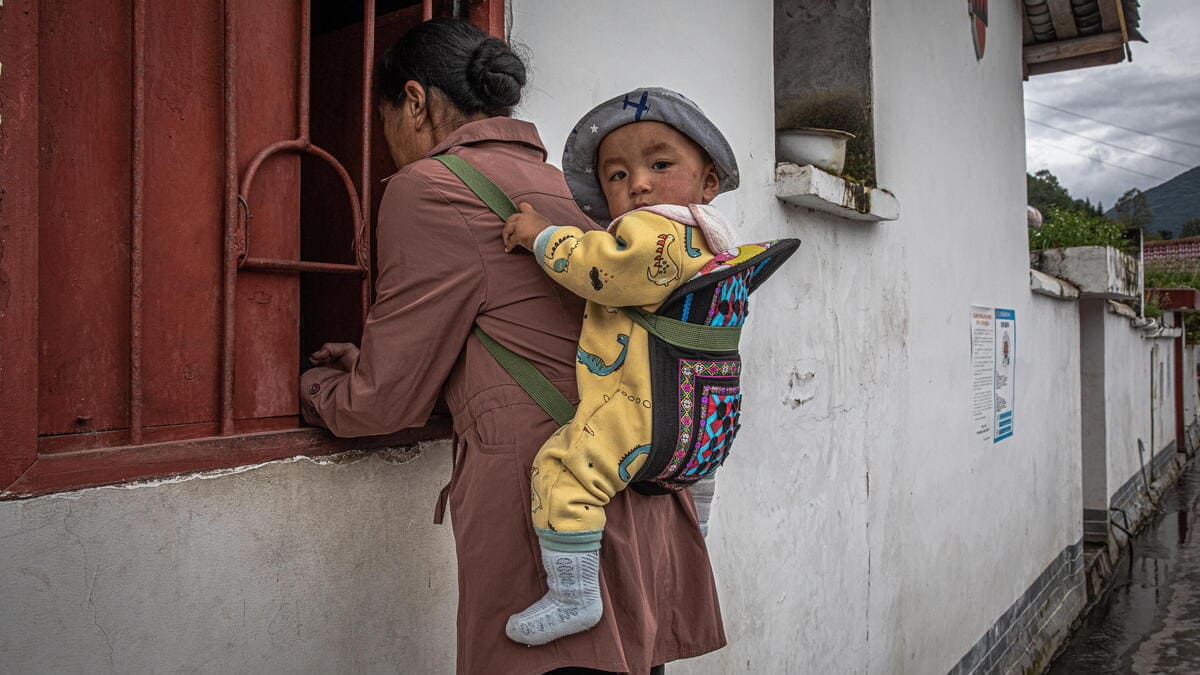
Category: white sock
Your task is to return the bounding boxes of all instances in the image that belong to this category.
[506,545,603,645]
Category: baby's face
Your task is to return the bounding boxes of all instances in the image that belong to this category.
[596,121,720,217]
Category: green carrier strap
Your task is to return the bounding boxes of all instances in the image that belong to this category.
[433,154,519,220]
[621,307,742,353]
[471,326,576,427]
[435,154,576,426]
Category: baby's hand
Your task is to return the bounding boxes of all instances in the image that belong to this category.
[503,203,552,253]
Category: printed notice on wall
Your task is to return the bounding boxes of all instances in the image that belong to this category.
[970,306,996,440]
[971,306,1016,443]
[993,308,1015,441]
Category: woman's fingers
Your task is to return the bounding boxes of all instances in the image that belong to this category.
[503,204,543,253]
[310,343,358,371]
[502,218,517,252]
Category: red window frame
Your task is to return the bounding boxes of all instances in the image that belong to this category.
[0,0,504,498]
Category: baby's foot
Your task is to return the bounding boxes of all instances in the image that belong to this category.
[506,546,602,645]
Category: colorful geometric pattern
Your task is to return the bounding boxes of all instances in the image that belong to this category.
[683,385,741,478]
[706,270,751,327]
[653,358,741,482]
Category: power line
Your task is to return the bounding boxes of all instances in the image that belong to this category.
[1031,140,1171,182]
[1025,99,1200,150]
[1027,118,1196,168]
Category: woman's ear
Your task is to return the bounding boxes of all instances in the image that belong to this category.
[700,161,721,203]
[403,80,427,125]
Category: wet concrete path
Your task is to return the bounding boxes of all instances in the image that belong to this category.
[1050,455,1200,674]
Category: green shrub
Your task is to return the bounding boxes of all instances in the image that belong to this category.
[1028,207,1130,252]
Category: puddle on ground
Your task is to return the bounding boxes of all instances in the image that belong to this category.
[1049,456,1200,674]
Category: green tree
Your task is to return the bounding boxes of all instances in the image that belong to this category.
[1113,188,1154,231]
[1026,169,1104,216]
[1182,218,1200,239]
[1027,170,1077,214]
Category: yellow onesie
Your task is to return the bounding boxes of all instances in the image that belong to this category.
[529,209,718,538]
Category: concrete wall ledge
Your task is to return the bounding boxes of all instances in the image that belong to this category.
[774,162,900,222]
[1030,269,1080,300]
[1104,301,1184,337]
[1030,245,1139,300]
[1107,300,1139,318]
[1147,326,1184,339]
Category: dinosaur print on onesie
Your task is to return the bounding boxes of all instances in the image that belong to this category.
[618,444,651,483]
[545,232,581,273]
[647,233,681,286]
[577,334,630,376]
[529,465,543,516]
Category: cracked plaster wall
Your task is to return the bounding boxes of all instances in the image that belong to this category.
[0,444,458,673]
[1103,310,1177,502]
[1187,345,1200,432]
[868,1,1083,672]
[1,1,1102,673]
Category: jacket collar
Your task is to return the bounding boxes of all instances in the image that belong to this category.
[424,116,548,161]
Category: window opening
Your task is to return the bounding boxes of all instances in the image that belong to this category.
[774,0,876,185]
[298,2,426,362]
[226,0,380,436]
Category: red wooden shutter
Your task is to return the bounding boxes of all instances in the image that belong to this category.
[0,0,505,497]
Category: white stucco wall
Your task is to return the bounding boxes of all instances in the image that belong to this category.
[1103,312,1176,502]
[0,446,460,673]
[869,1,1082,671]
[0,1,1137,673]
[1188,344,1200,428]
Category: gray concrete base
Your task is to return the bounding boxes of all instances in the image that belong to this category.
[1110,441,1188,558]
[947,541,1085,675]
[1082,439,1188,548]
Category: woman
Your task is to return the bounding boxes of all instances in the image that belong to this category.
[301,19,725,675]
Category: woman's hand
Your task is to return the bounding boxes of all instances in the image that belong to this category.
[503,202,552,253]
[309,343,360,373]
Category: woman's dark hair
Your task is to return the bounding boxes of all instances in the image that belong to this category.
[378,18,526,117]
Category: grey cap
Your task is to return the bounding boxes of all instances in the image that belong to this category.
[562,87,739,224]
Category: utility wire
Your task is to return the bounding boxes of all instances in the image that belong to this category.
[1027,118,1195,169]
[1031,140,1171,181]
[1026,99,1200,151]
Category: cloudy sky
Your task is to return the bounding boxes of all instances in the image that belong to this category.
[1023,0,1200,210]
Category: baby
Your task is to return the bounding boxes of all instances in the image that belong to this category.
[501,88,795,645]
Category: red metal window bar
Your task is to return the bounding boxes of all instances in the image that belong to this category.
[0,0,505,497]
[221,0,376,436]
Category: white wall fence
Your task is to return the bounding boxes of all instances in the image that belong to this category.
[0,2,1194,674]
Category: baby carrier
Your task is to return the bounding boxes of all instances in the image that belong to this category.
[435,154,799,495]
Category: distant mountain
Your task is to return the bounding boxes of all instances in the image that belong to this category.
[1107,166,1200,236]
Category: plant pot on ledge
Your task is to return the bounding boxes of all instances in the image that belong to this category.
[1030,245,1139,301]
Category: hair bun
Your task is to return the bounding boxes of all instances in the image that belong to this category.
[467,38,526,110]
